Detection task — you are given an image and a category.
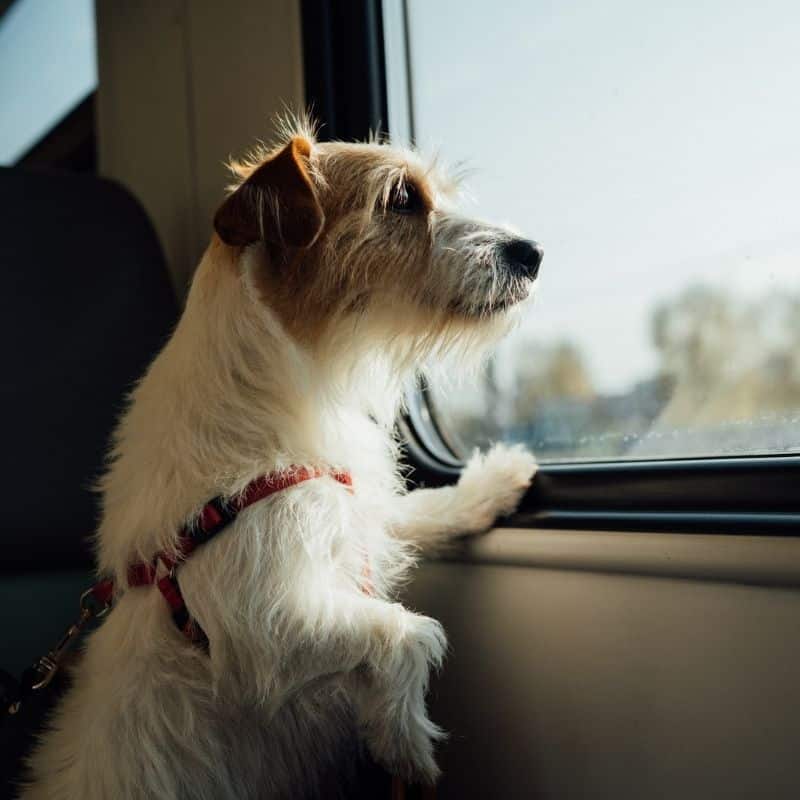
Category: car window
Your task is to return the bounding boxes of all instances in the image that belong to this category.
[387,0,800,461]
[0,0,96,164]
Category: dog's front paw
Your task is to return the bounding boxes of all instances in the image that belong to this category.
[456,443,537,533]
[363,702,445,786]
[401,612,447,672]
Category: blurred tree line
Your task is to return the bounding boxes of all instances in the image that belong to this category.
[445,283,800,458]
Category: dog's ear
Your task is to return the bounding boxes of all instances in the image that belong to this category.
[214,137,324,249]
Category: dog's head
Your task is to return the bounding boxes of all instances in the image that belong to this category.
[213,121,542,365]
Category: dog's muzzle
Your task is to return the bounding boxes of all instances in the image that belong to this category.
[473,237,543,314]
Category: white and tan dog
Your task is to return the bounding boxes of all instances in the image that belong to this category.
[23,117,542,799]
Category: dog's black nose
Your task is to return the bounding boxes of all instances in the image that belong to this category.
[501,238,543,280]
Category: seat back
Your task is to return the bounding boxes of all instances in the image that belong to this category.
[0,167,178,674]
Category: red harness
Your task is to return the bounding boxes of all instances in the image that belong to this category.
[88,467,353,645]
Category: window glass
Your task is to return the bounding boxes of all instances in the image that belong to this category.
[0,0,97,164]
[389,0,800,460]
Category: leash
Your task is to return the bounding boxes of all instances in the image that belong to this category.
[2,466,352,718]
[1,583,112,718]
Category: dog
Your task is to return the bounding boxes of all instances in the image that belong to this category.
[22,115,542,799]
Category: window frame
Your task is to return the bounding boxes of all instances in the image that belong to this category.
[301,0,387,143]
[1,0,97,171]
[304,0,800,538]
[15,92,96,172]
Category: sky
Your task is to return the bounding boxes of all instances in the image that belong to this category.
[0,0,96,163]
[400,0,800,394]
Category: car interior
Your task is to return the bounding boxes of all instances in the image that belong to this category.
[1,1,799,798]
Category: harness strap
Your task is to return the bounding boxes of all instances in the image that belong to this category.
[2,468,354,715]
[125,467,353,644]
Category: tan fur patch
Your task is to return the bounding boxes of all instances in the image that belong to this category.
[213,126,525,356]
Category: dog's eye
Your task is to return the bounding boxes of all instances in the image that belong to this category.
[389,182,423,215]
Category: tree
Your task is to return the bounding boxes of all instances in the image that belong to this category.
[650,283,800,430]
[512,340,593,420]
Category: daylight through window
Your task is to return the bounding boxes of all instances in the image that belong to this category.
[387,0,800,461]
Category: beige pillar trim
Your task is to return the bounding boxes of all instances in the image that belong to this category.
[95,0,305,296]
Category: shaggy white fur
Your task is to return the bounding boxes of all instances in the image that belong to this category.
[21,122,539,799]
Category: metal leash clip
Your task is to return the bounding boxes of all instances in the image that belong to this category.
[6,581,113,715]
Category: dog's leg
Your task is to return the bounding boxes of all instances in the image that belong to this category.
[291,591,447,784]
[391,443,536,552]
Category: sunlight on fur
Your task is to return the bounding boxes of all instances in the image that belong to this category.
[22,114,541,799]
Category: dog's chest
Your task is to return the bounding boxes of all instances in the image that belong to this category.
[328,477,406,596]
